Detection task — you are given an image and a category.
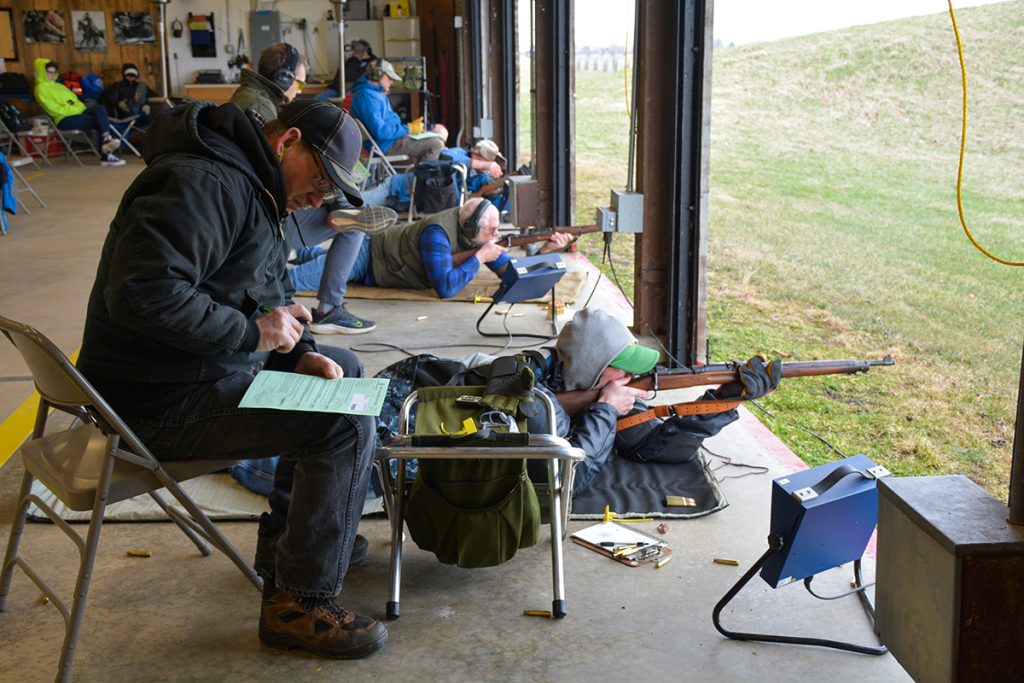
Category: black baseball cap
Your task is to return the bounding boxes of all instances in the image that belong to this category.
[277,100,363,206]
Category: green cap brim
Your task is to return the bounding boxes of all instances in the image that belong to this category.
[609,343,659,375]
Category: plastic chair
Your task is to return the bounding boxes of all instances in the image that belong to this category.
[0,315,261,683]
[375,388,584,620]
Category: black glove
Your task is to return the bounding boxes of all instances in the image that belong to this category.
[479,356,540,418]
[715,355,781,400]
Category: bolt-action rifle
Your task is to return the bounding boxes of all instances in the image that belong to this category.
[561,355,896,430]
[496,224,603,248]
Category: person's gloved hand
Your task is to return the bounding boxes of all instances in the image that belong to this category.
[407,117,425,135]
[714,354,782,400]
[118,100,130,113]
[479,356,540,418]
[141,104,151,116]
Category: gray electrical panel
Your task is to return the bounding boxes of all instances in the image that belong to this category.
[250,11,282,65]
[611,190,644,233]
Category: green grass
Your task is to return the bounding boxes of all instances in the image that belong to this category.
[566,1,1024,499]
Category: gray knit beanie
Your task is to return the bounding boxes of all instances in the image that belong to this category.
[556,309,637,390]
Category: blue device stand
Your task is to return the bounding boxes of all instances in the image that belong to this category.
[711,455,889,655]
[476,254,566,339]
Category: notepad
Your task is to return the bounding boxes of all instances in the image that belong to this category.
[570,521,669,567]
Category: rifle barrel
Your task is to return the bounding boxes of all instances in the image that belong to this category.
[497,224,602,248]
[627,356,894,392]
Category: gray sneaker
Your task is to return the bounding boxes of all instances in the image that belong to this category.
[327,205,398,234]
[310,304,377,335]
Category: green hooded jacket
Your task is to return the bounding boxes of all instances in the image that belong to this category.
[33,57,86,123]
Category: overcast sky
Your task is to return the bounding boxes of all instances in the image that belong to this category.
[570,0,1005,47]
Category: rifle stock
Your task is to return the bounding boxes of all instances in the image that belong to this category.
[497,224,602,248]
[626,356,895,393]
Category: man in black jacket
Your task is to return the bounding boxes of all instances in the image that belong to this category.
[77,100,387,660]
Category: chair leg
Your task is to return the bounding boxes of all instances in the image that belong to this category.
[0,470,35,611]
[55,447,116,683]
[386,461,406,620]
[156,475,261,591]
[146,489,211,555]
[547,458,568,618]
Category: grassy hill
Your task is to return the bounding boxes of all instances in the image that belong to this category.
[574,1,1024,497]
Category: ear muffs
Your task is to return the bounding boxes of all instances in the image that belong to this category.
[271,44,300,91]
[464,200,490,237]
[365,59,385,82]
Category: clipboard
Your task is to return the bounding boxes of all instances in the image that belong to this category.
[570,521,670,568]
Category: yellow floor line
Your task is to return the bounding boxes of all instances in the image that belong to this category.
[0,349,79,470]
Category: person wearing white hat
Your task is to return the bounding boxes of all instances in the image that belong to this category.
[105,63,155,124]
[349,58,447,165]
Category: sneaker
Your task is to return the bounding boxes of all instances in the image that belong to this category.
[100,152,125,167]
[310,305,377,335]
[327,204,398,234]
[259,591,388,659]
[101,136,121,154]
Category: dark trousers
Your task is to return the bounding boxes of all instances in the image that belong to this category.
[127,344,373,599]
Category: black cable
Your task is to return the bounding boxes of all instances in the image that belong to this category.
[747,399,848,459]
[702,445,770,481]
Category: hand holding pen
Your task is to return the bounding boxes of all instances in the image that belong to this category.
[255,304,311,352]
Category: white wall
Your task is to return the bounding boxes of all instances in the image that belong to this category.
[166,0,413,96]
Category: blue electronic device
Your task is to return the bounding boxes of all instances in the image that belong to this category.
[492,254,567,304]
[759,454,890,588]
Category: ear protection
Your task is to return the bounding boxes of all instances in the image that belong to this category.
[365,59,385,82]
[270,44,300,91]
[464,200,491,236]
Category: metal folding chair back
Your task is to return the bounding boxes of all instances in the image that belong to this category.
[351,116,411,187]
[0,315,261,683]
[375,388,584,620]
[0,119,41,170]
[8,155,46,213]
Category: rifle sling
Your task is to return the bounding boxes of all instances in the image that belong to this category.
[615,399,742,431]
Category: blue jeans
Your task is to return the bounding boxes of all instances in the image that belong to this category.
[285,208,365,307]
[126,345,373,599]
[58,105,112,136]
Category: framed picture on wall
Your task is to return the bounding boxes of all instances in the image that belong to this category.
[113,11,155,45]
[72,10,106,52]
[0,9,17,60]
[22,9,66,44]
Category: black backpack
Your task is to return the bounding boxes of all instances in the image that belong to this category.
[0,72,30,95]
[0,103,30,133]
[413,160,459,214]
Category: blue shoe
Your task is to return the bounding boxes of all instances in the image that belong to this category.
[310,304,377,335]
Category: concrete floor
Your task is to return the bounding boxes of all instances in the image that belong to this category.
[0,159,911,682]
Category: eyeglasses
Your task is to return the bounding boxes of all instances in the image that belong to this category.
[310,156,339,199]
[294,80,306,92]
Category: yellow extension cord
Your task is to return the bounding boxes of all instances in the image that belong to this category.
[948,0,1024,266]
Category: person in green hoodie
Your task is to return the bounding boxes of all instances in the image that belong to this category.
[33,58,125,166]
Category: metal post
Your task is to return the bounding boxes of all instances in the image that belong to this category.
[1008,339,1024,524]
[330,0,346,84]
[150,0,171,100]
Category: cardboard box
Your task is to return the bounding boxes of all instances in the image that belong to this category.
[382,17,420,42]
[383,38,421,59]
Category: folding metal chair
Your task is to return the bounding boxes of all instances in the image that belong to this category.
[0,315,261,683]
[109,115,144,158]
[8,155,46,213]
[0,119,41,171]
[352,116,411,186]
[39,113,95,167]
[375,388,584,620]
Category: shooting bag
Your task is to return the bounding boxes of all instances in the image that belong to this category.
[403,385,541,568]
[413,159,459,214]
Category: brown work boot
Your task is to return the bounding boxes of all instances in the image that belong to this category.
[259,591,388,659]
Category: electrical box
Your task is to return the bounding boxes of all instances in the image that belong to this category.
[611,190,643,233]
[876,475,1024,683]
[596,207,616,232]
[249,11,282,66]
[507,176,539,229]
